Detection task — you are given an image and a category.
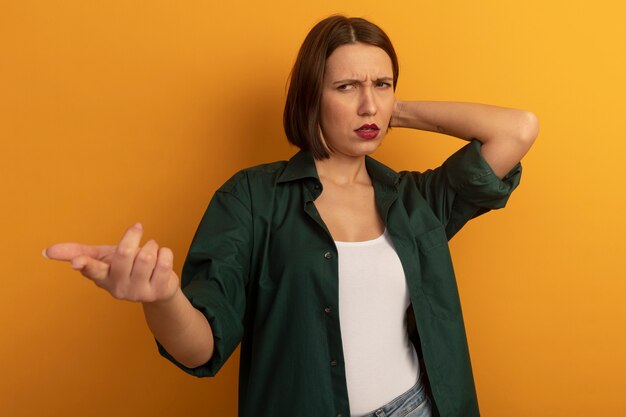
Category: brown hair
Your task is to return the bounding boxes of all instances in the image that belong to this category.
[283,15,399,159]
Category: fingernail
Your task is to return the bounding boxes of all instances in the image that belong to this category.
[133,222,143,230]
[41,248,50,259]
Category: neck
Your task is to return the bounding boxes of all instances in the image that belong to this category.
[314,153,370,186]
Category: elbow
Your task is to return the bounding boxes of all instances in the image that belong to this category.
[177,349,213,369]
[517,110,540,146]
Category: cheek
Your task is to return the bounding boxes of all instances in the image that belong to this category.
[380,96,396,121]
[382,93,396,111]
[320,99,343,130]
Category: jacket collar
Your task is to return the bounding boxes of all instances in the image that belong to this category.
[277,149,400,188]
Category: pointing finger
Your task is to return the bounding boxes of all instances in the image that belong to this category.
[44,243,115,262]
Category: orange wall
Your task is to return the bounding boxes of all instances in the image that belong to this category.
[2,1,625,416]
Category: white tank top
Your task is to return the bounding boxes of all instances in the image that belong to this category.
[335,229,420,416]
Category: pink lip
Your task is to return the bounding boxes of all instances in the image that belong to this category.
[355,123,380,140]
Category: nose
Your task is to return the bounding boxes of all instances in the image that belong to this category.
[357,85,377,117]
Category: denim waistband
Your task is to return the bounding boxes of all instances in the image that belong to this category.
[360,374,430,417]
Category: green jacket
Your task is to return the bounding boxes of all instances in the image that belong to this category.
[159,140,522,417]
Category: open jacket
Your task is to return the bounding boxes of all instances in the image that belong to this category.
[158,140,522,417]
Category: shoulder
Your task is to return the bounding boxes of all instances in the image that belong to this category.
[217,160,290,196]
[364,154,426,190]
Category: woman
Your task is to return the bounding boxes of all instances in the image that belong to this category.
[44,15,538,417]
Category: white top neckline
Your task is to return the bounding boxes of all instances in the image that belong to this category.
[334,228,387,247]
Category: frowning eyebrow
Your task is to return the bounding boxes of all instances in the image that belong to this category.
[332,77,393,85]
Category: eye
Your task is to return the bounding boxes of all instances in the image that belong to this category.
[338,83,355,91]
[375,81,392,88]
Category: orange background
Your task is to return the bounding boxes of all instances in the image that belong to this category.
[2,1,625,416]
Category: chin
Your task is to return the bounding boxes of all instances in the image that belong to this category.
[359,138,384,154]
[340,142,383,158]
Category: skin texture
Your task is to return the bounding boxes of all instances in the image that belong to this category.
[319,43,396,161]
[44,223,214,368]
[43,41,538,368]
[314,43,395,242]
[390,100,539,178]
[315,43,538,242]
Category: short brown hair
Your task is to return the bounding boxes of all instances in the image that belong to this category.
[283,15,399,159]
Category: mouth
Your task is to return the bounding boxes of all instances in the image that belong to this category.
[354,123,380,140]
[354,123,380,132]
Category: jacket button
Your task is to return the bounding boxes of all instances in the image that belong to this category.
[336,414,343,417]
[324,306,332,314]
[324,251,333,259]
[314,183,321,190]
[330,359,338,367]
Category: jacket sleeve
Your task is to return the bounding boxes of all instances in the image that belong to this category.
[408,139,522,239]
[157,171,252,377]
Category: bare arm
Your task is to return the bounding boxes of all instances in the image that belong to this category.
[390,101,539,178]
[44,223,214,368]
[142,289,214,369]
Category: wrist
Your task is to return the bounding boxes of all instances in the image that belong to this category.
[143,286,183,310]
[390,99,405,128]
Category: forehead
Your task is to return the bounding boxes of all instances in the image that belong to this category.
[324,42,393,80]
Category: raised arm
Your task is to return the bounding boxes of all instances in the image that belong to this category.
[390,100,539,178]
[43,223,214,369]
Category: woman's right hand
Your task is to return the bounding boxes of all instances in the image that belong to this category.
[43,223,180,303]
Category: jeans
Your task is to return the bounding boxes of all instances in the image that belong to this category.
[360,374,432,417]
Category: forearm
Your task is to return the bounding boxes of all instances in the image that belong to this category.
[391,100,539,178]
[143,288,214,368]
